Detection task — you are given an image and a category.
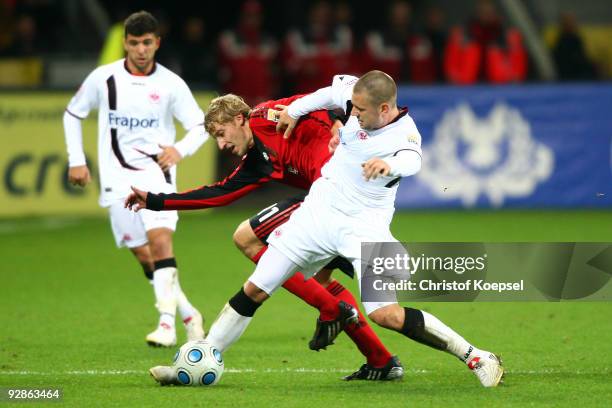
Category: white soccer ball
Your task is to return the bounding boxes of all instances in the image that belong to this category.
[172,340,224,386]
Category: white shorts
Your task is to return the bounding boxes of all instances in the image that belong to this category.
[259,179,399,314]
[108,201,178,248]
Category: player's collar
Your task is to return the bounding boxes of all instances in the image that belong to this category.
[387,107,409,126]
[123,59,157,76]
[364,107,409,136]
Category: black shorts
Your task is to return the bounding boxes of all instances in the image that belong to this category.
[248,193,355,278]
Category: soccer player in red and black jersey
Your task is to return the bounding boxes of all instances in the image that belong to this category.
[126,93,403,381]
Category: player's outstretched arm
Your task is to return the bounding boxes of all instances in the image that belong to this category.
[277,74,357,139]
[361,150,422,181]
[136,156,271,211]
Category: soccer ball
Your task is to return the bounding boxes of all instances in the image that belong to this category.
[172,340,224,386]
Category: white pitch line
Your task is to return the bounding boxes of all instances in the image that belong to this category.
[0,368,608,376]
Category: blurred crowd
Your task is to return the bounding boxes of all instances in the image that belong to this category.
[0,0,605,102]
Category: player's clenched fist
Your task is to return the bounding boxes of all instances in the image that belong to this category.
[361,157,390,181]
[124,186,149,212]
[68,165,91,187]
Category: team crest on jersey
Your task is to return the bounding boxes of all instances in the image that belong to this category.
[287,165,298,175]
[148,91,161,104]
[357,130,368,140]
[418,103,554,207]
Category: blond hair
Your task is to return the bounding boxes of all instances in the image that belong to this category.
[205,94,251,135]
[353,70,397,106]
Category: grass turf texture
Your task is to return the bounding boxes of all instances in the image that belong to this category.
[1,210,611,407]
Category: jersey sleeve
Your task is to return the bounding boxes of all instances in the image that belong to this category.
[287,74,358,118]
[171,77,205,129]
[384,150,422,177]
[171,77,208,157]
[66,68,101,119]
[383,118,423,177]
[329,74,358,113]
[397,121,422,157]
[145,155,270,211]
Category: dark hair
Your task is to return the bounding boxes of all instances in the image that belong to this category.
[124,11,159,37]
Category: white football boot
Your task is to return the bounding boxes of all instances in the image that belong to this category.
[184,311,205,341]
[149,365,179,386]
[146,323,177,347]
[467,351,504,387]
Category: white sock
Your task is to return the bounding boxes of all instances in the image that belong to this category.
[153,267,177,329]
[422,311,479,362]
[206,303,252,352]
[174,273,198,323]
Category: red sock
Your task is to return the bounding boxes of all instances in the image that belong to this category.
[327,281,393,368]
[249,246,339,320]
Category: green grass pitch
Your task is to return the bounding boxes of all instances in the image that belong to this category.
[1,210,611,407]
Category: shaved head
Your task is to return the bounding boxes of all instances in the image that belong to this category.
[353,70,397,107]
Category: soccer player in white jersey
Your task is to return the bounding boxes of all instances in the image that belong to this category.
[149,71,504,387]
[63,11,207,347]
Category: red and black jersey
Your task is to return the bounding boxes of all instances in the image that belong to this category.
[146,95,335,211]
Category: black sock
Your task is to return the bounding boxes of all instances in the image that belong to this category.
[399,307,445,350]
[154,258,177,270]
[229,288,262,317]
[141,263,154,281]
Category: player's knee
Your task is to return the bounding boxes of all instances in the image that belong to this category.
[147,229,174,260]
[233,220,263,259]
[243,280,269,304]
[130,245,152,265]
[149,240,172,259]
[368,304,404,331]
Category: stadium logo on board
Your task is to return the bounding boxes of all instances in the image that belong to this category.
[357,130,368,140]
[418,103,554,207]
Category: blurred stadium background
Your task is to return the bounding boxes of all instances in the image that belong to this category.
[1,1,612,405]
[1,0,612,214]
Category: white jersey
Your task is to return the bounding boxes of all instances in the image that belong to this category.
[65,59,207,206]
[289,74,422,214]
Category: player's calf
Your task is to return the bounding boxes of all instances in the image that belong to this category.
[371,304,504,387]
[368,304,406,331]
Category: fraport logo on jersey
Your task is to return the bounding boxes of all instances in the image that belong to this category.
[108,112,159,130]
[417,103,554,207]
